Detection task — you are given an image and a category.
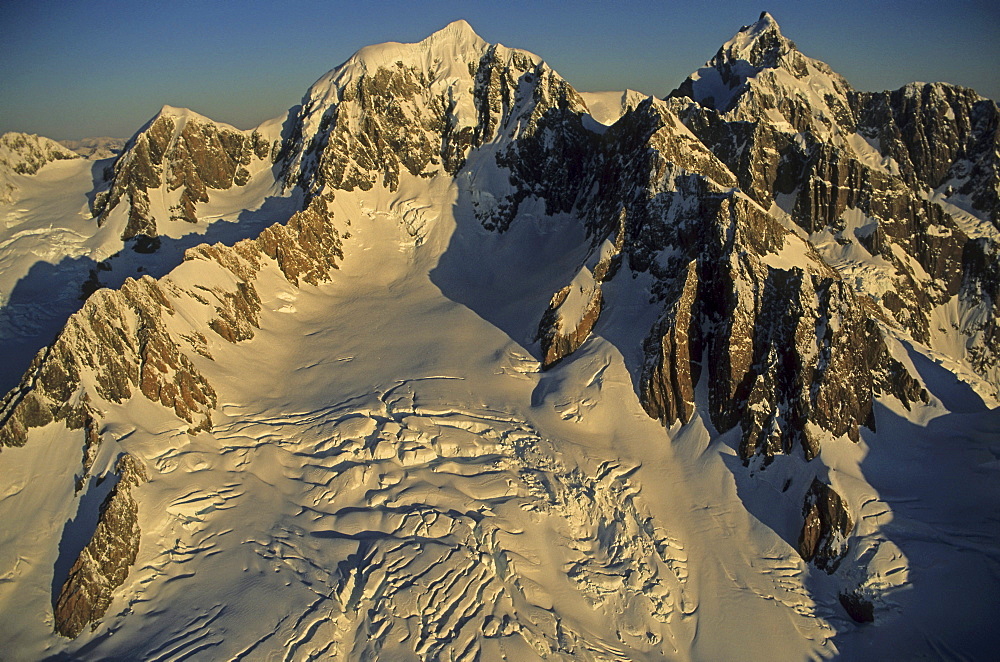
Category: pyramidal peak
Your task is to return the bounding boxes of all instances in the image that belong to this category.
[426,19,487,48]
[302,19,497,114]
[743,11,781,38]
[147,104,246,132]
[672,12,852,124]
[716,11,795,70]
[131,104,244,142]
[154,104,218,123]
[339,19,490,77]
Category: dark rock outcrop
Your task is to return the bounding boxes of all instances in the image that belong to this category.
[641,261,700,425]
[635,191,922,463]
[667,12,1000,400]
[539,282,603,368]
[852,82,1000,228]
[798,478,853,572]
[839,590,875,623]
[54,453,148,638]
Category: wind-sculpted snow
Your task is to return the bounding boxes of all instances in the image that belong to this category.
[164,396,692,660]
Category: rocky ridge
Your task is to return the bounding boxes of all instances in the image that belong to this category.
[0,132,81,203]
[0,193,343,637]
[668,12,1000,398]
[92,107,277,243]
[54,453,148,638]
[0,193,344,446]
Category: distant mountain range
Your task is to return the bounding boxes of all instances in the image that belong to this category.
[58,137,127,160]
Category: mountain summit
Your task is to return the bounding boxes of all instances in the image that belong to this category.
[717,11,792,68]
[672,11,853,125]
[0,17,998,662]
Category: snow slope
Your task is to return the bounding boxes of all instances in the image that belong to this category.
[4,156,997,662]
[0,171,830,660]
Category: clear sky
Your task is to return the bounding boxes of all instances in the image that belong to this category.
[1,0,997,140]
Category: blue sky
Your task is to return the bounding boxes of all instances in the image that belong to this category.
[1,0,997,139]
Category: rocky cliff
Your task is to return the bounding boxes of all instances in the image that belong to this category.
[92,107,276,241]
[668,12,1000,400]
[54,453,148,638]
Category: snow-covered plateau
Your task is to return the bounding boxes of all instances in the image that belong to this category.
[1,14,998,661]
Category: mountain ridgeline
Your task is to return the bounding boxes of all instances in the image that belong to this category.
[0,14,998,660]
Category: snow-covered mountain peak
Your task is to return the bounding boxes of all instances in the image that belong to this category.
[424,18,488,52]
[282,20,575,201]
[0,132,81,203]
[146,104,242,135]
[3,17,1000,662]
[672,13,854,137]
[156,103,194,117]
[0,132,80,175]
[718,11,790,68]
[306,19,494,102]
[350,18,489,71]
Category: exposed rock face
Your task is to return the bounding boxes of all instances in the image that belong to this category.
[185,194,344,346]
[633,190,923,463]
[253,195,344,286]
[485,66,594,232]
[280,21,488,199]
[668,12,1000,400]
[853,82,1000,228]
[0,132,80,176]
[839,590,875,623]
[0,276,217,449]
[578,97,740,274]
[75,410,102,493]
[641,261,700,425]
[798,478,853,572]
[0,132,81,203]
[284,62,448,195]
[512,90,925,464]
[539,281,603,368]
[670,12,855,141]
[92,108,273,240]
[54,453,148,638]
[1,193,343,456]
